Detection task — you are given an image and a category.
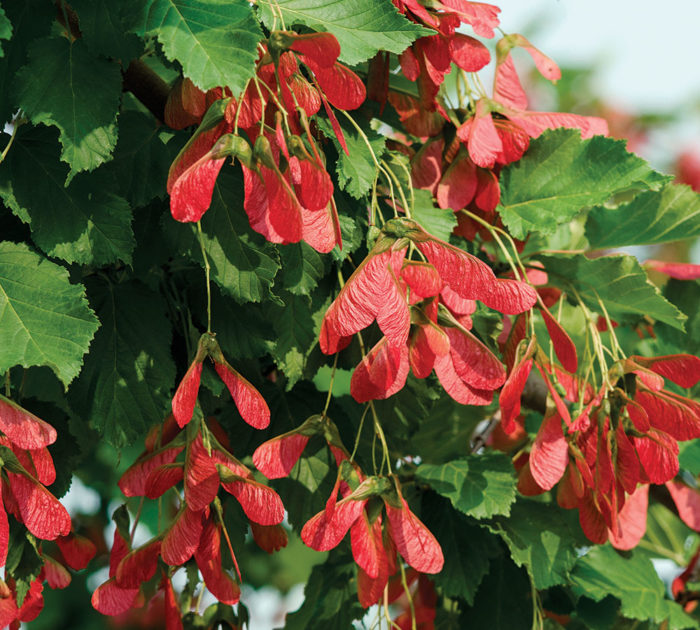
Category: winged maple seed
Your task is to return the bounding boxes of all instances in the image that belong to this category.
[0,395,94,626]
[318,217,536,403]
[171,331,270,430]
[165,29,367,253]
[94,409,287,619]
[500,352,700,547]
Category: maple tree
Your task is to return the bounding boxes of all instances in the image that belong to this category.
[0,0,700,628]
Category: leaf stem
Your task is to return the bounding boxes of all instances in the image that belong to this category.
[196,221,212,333]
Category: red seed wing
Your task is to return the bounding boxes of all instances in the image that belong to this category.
[172,361,203,428]
[296,158,333,211]
[164,577,185,630]
[493,54,528,110]
[301,497,367,551]
[608,485,648,551]
[43,555,71,589]
[448,33,490,71]
[115,539,161,589]
[91,578,139,616]
[195,519,241,604]
[506,110,608,140]
[0,396,56,450]
[632,430,679,484]
[415,238,496,303]
[411,137,444,192]
[145,463,184,499]
[252,433,310,479]
[251,522,289,553]
[630,354,700,389]
[308,62,366,110]
[0,488,6,568]
[118,446,184,497]
[529,413,568,490]
[350,512,384,579]
[184,434,219,511]
[161,507,204,566]
[436,150,477,210]
[55,532,96,571]
[433,351,493,405]
[666,481,700,531]
[644,260,700,280]
[636,388,700,441]
[499,357,533,435]
[7,473,70,540]
[401,261,443,298]
[481,278,537,315]
[577,493,608,545]
[289,32,340,67]
[385,496,443,574]
[214,361,270,429]
[445,327,505,390]
[539,305,578,373]
[302,200,341,253]
[222,478,285,526]
[320,247,408,353]
[170,151,226,223]
[350,338,410,402]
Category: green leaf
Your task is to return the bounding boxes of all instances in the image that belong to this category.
[14,37,122,179]
[0,7,12,56]
[416,452,517,519]
[258,0,429,65]
[318,115,386,199]
[412,189,457,241]
[571,546,694,627]
[422,493,500,605]
[488,499,587,589]
[497,129,670,239]
[211,289,274,360]
[126,0,262,93]
[459,552,533,630]
[284,550,364,630]
[280,242,325,296]
[69,280,176,447]
[267,293,318,389]
[70,0,142,61]
[587,183,700,248]
[271,441,336,529]
[6,523,42,607]
[165,169,281,303]
[656,279,700,356]
[0,242,98,387]
[538,253,686,330]
[0,125,135,265]
[0,0,55,126]
[106,111,181,208]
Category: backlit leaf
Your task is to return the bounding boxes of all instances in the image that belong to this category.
[258,0,428,66]
[0,242,98,386]
[498,129,670,239]
[14,37,122,179]
[416,452,517,519]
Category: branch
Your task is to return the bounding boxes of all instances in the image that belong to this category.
[123,60,170,124]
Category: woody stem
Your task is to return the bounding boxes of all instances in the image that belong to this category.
[196,221,212,333]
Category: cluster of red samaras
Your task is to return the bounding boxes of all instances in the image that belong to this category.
[0,395,96,628]
[320,217,537,404]
[252,413,444,610]
[495,310,700,548]
[166,29,368,253]
[91,333,285,627]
